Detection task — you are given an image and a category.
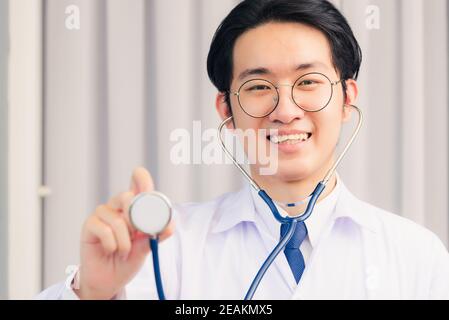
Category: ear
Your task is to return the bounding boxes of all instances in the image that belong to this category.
[215,92,234,129]
[342,79,358,123]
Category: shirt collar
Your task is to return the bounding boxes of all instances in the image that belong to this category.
[250,174,341,248]
[211,173,379,235]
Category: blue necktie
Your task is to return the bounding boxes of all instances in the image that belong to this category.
[280,222,308,284]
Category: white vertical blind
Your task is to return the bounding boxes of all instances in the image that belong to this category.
[400,0,426,225]
[422,0,448,244]
[43,0,103,288]
[106,0,146,196]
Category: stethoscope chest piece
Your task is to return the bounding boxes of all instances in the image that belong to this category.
[129,191,172,236]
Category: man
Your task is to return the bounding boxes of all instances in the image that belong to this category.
[38,0,449,299]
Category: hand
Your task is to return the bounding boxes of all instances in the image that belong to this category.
[75,167,174,299]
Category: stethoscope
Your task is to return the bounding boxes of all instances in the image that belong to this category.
[128,104,363,300]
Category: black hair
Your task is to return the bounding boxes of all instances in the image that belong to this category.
[207,0,362,111]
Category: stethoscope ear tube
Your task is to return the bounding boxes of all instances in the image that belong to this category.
[258,182,326,224]
[218,105,363,300]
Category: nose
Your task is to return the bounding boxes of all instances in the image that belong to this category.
[267,85,305,124]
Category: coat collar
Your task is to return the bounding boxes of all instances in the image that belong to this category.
[210,184,257,233]
[332,179,380,234]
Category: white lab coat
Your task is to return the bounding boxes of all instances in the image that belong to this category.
[37,175,449,299]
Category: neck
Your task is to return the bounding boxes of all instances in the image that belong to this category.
[250,156,338,216]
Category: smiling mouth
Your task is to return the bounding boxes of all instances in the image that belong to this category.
[267,132,312,144]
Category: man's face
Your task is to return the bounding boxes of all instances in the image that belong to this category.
[218,22,355,182]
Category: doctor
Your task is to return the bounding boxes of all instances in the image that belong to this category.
[39,0,449,300]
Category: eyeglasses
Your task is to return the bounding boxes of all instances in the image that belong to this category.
[230,72,344,118]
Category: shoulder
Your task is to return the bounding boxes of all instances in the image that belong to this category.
[361,198,442,248]
[340,185,448,263]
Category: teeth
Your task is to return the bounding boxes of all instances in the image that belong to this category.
[269,133,310,144]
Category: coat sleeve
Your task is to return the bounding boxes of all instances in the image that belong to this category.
[34,267,80,300]
[34,266,127,300]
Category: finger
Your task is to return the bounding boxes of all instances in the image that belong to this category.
[95,205,132,259]
[130,167,154,195]
[130,218,175,242]
[83,215,117,255]
[107,191,135,232]
[128,235,151,261]
[127,220,175,262]
[158,219,175,242]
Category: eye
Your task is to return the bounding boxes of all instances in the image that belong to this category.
[246,84,272,91]
[297,79,316,86]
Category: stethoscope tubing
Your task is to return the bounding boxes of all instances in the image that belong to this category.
[149,238,166,300]
[244,183,325,299]
[218,105,363,299]
[244,220,297,300]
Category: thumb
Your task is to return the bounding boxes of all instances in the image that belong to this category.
[130,167,154,195]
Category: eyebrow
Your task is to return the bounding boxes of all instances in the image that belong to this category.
[237,61,329,81]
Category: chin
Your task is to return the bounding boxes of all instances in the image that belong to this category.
[251,154,322,181]
[273,168,312,182]
[261,159,315,182]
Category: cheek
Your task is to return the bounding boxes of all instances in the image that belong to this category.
[312,112,343,149]
[232,114,264,147]
[231,100,264,131]
[234,116,262,132]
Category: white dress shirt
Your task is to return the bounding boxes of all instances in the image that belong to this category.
[37,174,449,299]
